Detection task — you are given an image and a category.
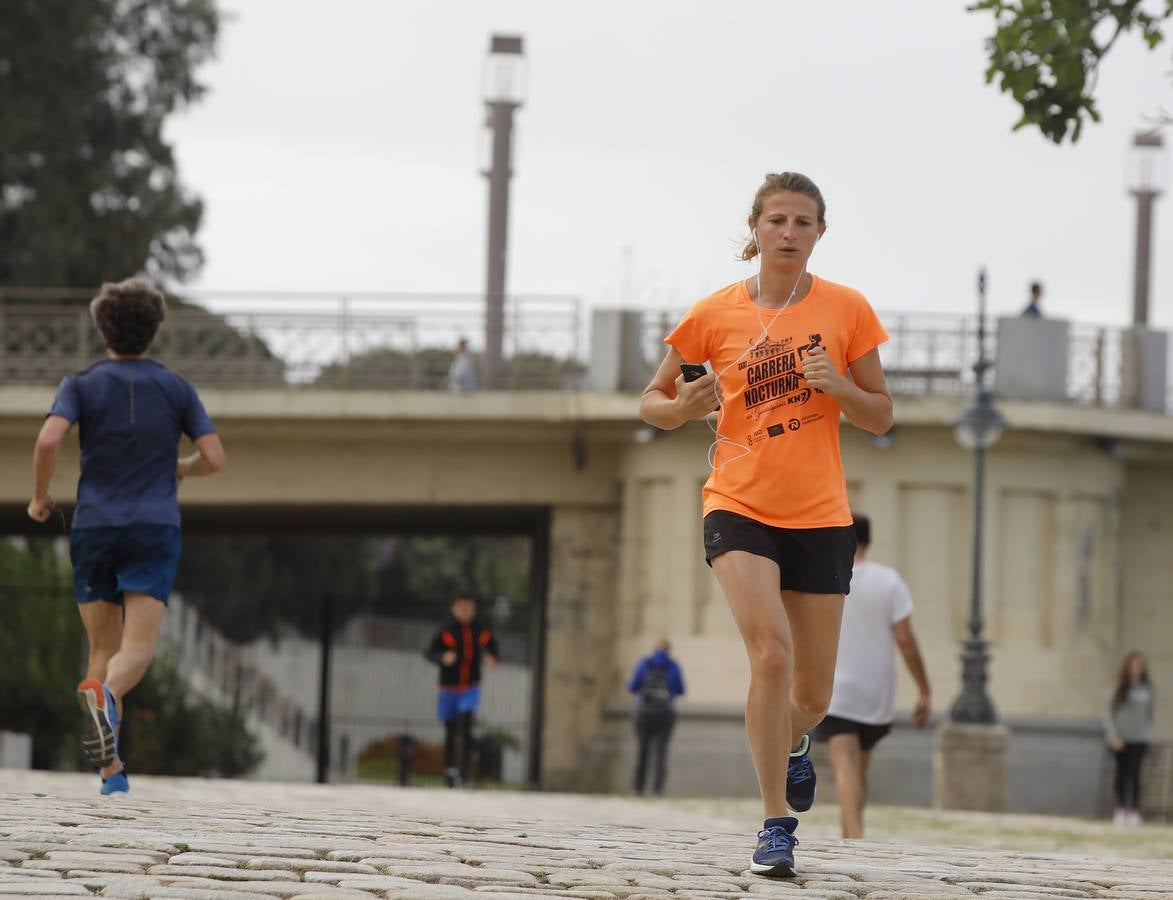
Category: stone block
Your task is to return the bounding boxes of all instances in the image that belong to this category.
[994,316,1070,403]
[933,722,1008,811]
[0,732,32,770]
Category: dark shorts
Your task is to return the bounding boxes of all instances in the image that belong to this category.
[70,525,181,605]
[814,714,892,751]
[703,510,856,595]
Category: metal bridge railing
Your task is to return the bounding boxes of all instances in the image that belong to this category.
[641,308,1168,412]
[0,289,584,390]
[0,289,1168,411]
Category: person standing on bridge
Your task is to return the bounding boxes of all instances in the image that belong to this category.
[639,172,892,878]
[425,592,499,787]
[27,279,225,798]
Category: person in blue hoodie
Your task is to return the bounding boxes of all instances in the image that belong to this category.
[627,639,686,795]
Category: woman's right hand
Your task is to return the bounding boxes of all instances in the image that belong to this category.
[673,372,720,421]
[1110,739,1124,753]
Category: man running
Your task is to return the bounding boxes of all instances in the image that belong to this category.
[815,513,930,838]
[28,279,224,796]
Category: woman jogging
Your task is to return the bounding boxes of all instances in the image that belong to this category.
[639,172,892,877]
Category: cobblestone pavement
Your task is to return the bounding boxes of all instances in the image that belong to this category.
[1,773,1170,899]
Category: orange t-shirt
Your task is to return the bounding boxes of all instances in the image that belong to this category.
[665,275,889,529]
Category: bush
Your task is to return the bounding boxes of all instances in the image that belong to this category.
[122,652,262,778]
[0,539,84,769]
[0,538,262,776]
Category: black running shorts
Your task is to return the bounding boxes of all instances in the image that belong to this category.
[813,714,892,752]
[702,509,856,595]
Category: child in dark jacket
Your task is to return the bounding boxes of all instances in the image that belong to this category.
[425,593,499,787]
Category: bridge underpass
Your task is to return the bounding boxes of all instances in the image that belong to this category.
[0,387,633,791]
[2,500,557,786]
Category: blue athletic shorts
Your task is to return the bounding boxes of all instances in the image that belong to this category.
[436,686,481,722]
[69,525,181,605]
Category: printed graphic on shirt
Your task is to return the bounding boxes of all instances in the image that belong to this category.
[739,332,827,444]
[662,277,889,528]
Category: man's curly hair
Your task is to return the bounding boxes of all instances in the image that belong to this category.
[89,279,167,356]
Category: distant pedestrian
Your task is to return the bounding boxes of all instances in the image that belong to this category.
[447,337,478,393]
[1106,651,1154,826]
[1021,281,1043,317]
[424,593,499,787]
[627,639,686,796]
[814,513,931,839]
[27,279,225,798]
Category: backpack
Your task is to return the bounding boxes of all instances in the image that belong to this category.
[638,664,673,711]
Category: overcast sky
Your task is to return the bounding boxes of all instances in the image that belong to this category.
[167,0,1173,328]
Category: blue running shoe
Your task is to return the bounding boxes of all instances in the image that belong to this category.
[786,733,816,812]
[751,816,799,877]
[77,678,119,767]
[100,770,129,797]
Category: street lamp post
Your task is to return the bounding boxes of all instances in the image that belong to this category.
[481,34,525,389]
[1129,131,1165,328]
[950,267,1006,725]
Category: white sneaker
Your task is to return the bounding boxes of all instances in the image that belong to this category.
[1112,808,1127,825]
[1127,809,1143,826]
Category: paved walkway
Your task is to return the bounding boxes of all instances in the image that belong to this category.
[0,773,1170,899]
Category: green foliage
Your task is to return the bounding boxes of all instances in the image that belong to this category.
[504,352,587,389]
[176,536,380,642]
[314,346,453,389]
[0,539,84,769]
[970,0,1173,143]
[373,536,533,622]
[175,534,533,642]
[0,537,259,776]
[314,345,585,390]
[123,651,261,777]
[0,0,220,286]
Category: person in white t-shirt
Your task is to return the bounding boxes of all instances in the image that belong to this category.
[814,513,931,838]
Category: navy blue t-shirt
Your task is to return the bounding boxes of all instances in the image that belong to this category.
[48,359,216,529]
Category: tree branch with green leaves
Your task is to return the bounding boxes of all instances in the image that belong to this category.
[970,0,1173,144]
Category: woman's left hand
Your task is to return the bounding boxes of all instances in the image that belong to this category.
[801,345,849,397]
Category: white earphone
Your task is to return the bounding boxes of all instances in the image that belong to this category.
[701,227,813,471]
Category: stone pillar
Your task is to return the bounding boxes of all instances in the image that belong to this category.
[933,722,1008,811]
[994,316,1070,403]
[0,731,33,769]
[541,505,621,792]
[1119,326,1168,412]
[590,309,645,392]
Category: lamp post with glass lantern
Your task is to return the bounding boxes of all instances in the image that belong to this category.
[950,267,1006,724]
[481,34,525,389]
[1129,131,1165,327]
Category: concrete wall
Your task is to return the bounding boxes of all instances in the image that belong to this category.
[596,707,1118,818]
[3,386,1172,808]
[541,505,623,792]
[1119,462,1173,716]
[604,412,1173,809]
[610,421,1153,732]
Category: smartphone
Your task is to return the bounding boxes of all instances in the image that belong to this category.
[680,363,708,383]
[680,363,719,408]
